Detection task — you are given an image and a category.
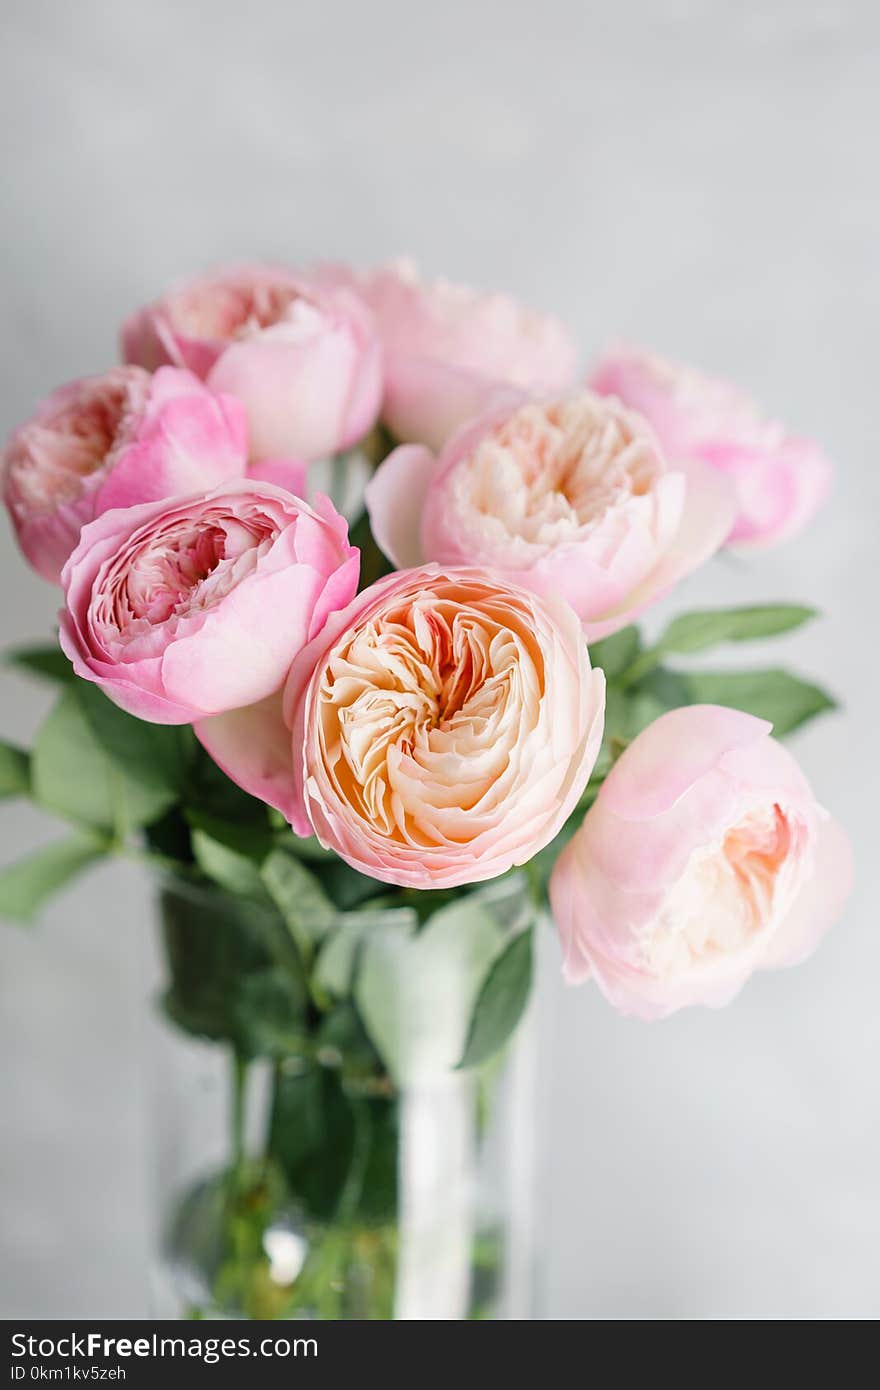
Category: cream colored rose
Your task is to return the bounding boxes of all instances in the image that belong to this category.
[366,391,736,641]
[196,566,606,889]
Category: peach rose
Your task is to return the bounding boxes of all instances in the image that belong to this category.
[327,259,577,450]
[550,705,853,1019]
[196,566,606,888]
[121,264,383,463]
[60,481,359,724]
[365,391,736,641]
[2,366,247,583]
[588,346,832,547]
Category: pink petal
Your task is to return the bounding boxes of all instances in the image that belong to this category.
[582,459,738,640]
[364,444,435,568]
[600,704,772,822]
[246,457,309,499]
[762,816,854,969]
[195,691,304,826]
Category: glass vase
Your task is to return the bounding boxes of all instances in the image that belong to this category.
[148,873,539,1321]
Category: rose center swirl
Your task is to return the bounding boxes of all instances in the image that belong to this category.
[454,397,662,549]
[94,506,279,643]
[318,593,544,843]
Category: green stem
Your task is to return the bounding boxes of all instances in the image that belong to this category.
[616,648,662,689]
[114,843,200,880]
[230,1052,248,1188]
[335,1098,372,1226]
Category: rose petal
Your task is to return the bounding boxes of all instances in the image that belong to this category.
[600,705,773,821]
[365,444,435,567]
[761,816,854,969]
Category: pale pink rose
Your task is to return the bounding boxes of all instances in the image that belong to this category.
[325,259,578,450]
[196,565,606,889]
[588,347,832,548]
[59,481,359,724]
[2,366,248,583]
[121,264,383,463]
[365,390,737,641]
[550,705,853,1020]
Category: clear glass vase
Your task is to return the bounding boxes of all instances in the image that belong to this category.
[148,874,539,1321]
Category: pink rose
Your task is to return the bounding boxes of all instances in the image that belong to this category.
[365,390,737,641]
[59,481,359,724]
[2,366,247,583]
[328,259,577,450]
[121,264,383,463]
[196,565,606,889]
[588,347,832,548]
[550,705,852,1020]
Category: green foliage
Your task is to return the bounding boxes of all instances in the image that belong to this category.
[159,879,307,1058]
[232,969,310,1058]
[184,742,271,825]
[31,685,187,836]
[189,817,269,899]
[309,904,422,1008]
[0,739,30,798]
[355,897,503,1084]
[261,849,336,963]
[676,667,837,736]
[0,835,105,923]
[458,927,534,1069]
[653,603,817,656]
[588,625,641,680]
[313,856,389,911]
[4,643,75,683]
[268,1063,397,1225]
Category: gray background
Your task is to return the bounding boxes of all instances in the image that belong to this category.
[1,0,877,1319]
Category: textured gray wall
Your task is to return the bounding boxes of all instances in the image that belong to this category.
[1,0,877,1318]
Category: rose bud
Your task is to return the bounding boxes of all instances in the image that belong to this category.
[120,264,383,463]
[2,366,247,583]
[588,346,832,548]
[59,481,359,724]
[365,390,737,641]
[550,705,853,1020]
[325,259,577,450]
[196,565,606,889]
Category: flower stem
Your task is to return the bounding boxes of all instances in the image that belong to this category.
[230,1052,248,1188]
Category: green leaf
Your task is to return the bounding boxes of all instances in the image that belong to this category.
[313,906,419,1000]
[185,810,273,863]
[656,604,817,656]
[679,668,837,737]
[74,682,194,802]
[4,643,75,683]
[261,848,336,961]
[637,666,694,710]
[190,827,267,899]
[232,968,309,1057]
[355,898,503,1084]
[268,1066,355,1220]
[267,1065,402,1224]
[0,739,30,798]
[184,742,270,824]
[0,835,105,924]
[318,857,390,910]
[592,674,689,780]
[31,686,182,834]
[185,822,317,986]
[589,625,641,681]
[159,879,281,1052]
[458,927,533,1070]
[281,833,336,862]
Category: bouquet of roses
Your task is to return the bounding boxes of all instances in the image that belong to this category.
[0,261,852,1319]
